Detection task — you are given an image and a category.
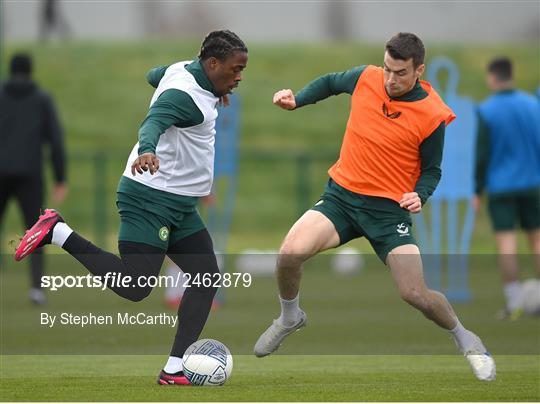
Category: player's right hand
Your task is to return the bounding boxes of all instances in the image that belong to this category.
[273,89,296,110]
[131,152,160,176]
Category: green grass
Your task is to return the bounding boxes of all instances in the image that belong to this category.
[2,355,539,401]
[2,254,540,401]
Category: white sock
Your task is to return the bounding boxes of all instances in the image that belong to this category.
[449,319,484,354]
[163,356,183,374]
[51,222,73,247]
[504,281,523,311]
[277,294,301,327]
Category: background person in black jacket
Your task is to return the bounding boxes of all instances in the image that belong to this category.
[0,53,67,304]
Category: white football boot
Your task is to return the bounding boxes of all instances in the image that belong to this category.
[464,335,496,381]
[254,310,307,357]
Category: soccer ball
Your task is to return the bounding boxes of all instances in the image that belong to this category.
[182,339,233,386]
[521,279,540,315]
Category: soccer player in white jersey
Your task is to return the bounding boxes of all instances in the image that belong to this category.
[15,30,248,385]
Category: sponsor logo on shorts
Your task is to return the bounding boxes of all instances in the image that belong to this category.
[397,223,410,236]
[159,226,169,241]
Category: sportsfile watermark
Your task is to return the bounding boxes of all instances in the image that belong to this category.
[40,271,252,291]
[3,253,539,355]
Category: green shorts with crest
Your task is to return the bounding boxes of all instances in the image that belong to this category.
[311,179,417,263]
[116,176,206,251]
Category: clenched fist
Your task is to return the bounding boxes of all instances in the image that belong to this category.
[399,192,422,213]
[273,89,296,110]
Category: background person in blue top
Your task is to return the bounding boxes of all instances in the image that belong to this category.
[474,57,540,320]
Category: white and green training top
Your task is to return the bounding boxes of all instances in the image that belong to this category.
[122,59,219,197]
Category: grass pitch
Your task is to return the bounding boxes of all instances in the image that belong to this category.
[1,355,539,401]
[2,255,540,401]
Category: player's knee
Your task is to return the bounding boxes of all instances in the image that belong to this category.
[277,244,309,269]
[277,250,309,268]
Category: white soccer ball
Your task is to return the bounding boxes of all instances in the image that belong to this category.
[521,279,540,315]
[182,339,233,386]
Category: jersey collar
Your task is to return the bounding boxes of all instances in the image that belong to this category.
[391,80,428,102]
[185,59,218,96]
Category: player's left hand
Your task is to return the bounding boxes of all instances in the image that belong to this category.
[400,192,422,213]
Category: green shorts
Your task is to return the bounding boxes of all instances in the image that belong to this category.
[311,179,417,263]
[488,187,540,231]
[116,176,206,250]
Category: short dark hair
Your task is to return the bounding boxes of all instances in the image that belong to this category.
[385,32,425,68]
[198,30,248,61]
[10,53,32,76]
[487,57,512,81]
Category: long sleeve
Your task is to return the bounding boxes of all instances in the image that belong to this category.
[474,111,490,195]
[43,95,66,183]
[146,65,169,88]
[295,65,367,108]
[414,122,445,204]
[137,89,204,155]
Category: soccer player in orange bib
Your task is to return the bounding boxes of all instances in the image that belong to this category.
[254,32,495,381]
